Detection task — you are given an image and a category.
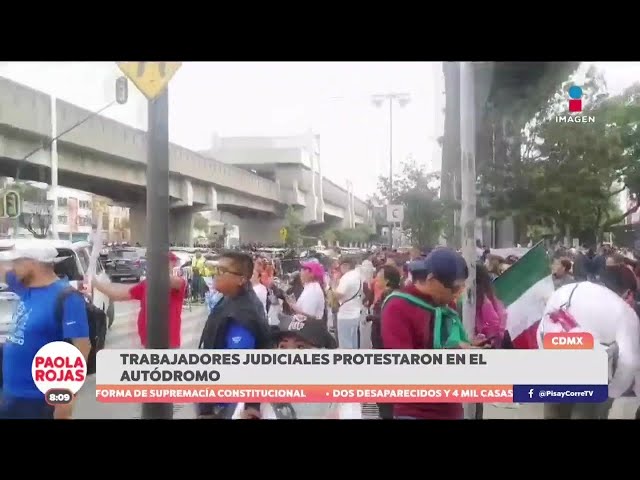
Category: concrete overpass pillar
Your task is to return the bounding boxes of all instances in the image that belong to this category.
[169,207,195,247]
[208,186,218,211]
[340,215,352,230]
[129,203,147,245]
[183,179,194,206]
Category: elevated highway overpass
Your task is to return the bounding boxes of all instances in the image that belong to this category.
[0,77,371,245]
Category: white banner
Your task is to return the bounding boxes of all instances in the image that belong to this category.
[86,211,103,285]
[96,349,608,386]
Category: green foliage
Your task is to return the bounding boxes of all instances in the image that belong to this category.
[321,229,337,245]
[6,182,51,239]
[375,159,446,246]
[284,206,303,247]
[479,66,640,243]
[332,224,374,245]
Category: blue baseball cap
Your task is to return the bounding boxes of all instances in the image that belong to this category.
[408,248,468,287]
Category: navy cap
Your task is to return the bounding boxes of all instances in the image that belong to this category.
[275,315,337,349]
[408,248,468,287]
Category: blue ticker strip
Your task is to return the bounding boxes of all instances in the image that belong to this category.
[513,385,609,403]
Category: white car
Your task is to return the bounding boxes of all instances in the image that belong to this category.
[0,239,114,342]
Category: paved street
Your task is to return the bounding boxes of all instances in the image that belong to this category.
[73,302,208,419]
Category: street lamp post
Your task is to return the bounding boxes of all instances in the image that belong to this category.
[372,93,410,248]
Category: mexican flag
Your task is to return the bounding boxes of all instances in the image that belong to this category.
[493,242,555,349]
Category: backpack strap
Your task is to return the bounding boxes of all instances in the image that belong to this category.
[55,286,83,340]
[382,291,467,349]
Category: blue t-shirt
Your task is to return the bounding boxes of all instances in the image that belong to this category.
[3,272,90,399]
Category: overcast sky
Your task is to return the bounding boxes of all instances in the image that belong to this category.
[0,62,636,199]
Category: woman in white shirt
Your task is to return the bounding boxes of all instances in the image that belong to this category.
[285,261,326,320]
[334,256,363,349]
[251,268,268,315]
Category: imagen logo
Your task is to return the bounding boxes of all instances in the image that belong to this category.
[555,84,594,123]
[568,85,583,113]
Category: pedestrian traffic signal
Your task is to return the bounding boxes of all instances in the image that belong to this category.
[115,76,128,105]
[2,191,21,219]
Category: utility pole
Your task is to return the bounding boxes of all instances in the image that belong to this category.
[141,87,172,420]
[116,61,181,419]
[372,93,410,248]
[50,95,59,239]
[388,98,394,247]
[459,62,477,420]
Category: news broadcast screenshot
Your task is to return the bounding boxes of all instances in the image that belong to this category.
[0,60,637,420]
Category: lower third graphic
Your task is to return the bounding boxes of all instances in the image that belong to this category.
[513,385,608,403]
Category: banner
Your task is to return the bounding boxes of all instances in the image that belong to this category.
[85,209,103,288]
[68,197,78,233]
[96,345,608,404]
[494,241,555,348]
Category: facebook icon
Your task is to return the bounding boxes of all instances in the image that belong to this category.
[513,385,608,403]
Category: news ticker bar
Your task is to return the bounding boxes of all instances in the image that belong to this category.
[95,384,609,404]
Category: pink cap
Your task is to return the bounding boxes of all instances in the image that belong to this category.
[300,261,325,282]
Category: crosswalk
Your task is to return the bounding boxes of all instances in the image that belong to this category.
[105,305,207,349]
[73,304,208,419]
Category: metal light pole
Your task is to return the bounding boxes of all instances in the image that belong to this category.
[372,93,410,248]
[13,78,127,239]
[459,62,477,420]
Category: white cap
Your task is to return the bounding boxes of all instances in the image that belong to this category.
[0,241,66,264]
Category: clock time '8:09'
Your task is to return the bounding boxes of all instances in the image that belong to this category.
[45,389,73,405]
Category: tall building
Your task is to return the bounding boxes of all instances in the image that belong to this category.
[92,196,130,243]
[55,187,93,241]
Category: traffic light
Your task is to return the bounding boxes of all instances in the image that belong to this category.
[115,76,128,105]
[3,191,21,218]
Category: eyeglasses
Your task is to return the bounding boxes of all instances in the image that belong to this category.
[216,266,244,276]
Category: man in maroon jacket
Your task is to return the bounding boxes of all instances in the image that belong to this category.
[381,248,471,420]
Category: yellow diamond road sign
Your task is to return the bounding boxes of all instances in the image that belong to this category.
[117,62,182,100]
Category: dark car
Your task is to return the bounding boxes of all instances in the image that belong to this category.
[104,248,144,283]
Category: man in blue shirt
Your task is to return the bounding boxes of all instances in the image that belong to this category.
[197,251,270,419]
[0,242,91,419]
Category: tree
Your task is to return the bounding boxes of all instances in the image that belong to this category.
[479,66,640,244]
[193,213,209,233]
[7,182,53,239]
[375,158,446,247]
[284,206,303,247]
[321,229,337,245]
[332,225,374,245]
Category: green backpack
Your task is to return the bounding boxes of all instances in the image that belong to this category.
[382,291,469,348]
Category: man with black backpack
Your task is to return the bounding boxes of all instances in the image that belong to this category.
[197,251,271,419]
[0,242,92,419]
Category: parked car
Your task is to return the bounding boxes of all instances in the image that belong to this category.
[0,239,114,343]
[103,248,144,283]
